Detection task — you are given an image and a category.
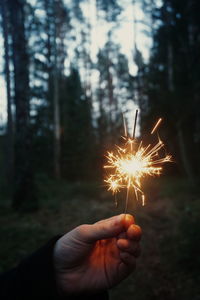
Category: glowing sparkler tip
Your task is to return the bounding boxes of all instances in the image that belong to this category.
[104,133,172,206]
[104,113,172,209]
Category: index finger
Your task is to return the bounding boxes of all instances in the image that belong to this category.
[121,214,135,230]
[127,224,142,241]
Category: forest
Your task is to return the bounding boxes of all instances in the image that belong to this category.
[0,0,200,299]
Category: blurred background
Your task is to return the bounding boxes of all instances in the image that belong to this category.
[0,0,200,299]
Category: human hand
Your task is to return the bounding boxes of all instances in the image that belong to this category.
[53,214,142,294]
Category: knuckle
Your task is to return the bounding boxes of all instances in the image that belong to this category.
[131,224,142,240]
[100,223,108,233]
[135,224,142,235]
[75,224,90,238]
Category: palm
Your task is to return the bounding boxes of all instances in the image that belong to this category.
[76,237,127,290]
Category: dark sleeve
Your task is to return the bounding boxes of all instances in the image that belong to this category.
[0,236,109,300]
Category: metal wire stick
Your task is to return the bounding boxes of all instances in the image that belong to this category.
[132,109,138,139]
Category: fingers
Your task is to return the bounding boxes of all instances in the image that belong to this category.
[74,214,139,244]
[117,224,142,260]
[117,239,141,257]
[117,226,141,279]
[96,214,135,229]
[121,214,135,230]
[119,252,136,267]
[117,224,142,241]
[77,214,134,243]
[118,251,137,281]
[117,232,127,239]
[127,224,142,241]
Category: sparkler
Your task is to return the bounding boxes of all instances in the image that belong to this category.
[104,111,172,212]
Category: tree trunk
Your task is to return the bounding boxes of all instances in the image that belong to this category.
[53,60,61,179]
[106,32,115,139]
[168,38,194,182]
[177,122,194,183]
[167,43,174,92]
[53,5,61,179]
[10,0,37,211]
[1,0,14,184]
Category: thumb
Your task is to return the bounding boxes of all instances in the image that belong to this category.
[78,214,135,243]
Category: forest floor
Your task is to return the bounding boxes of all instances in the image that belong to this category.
[0,176,200,300]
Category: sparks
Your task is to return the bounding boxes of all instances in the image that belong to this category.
[104,112,172,210]
[151,118,162,134]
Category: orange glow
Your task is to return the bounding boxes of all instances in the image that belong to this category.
[151,118,162,134]
[104,117,172,207]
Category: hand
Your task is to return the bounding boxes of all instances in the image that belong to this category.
[53,214,142,294]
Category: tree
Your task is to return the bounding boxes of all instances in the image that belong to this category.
[61,68,93,180]
[139,0,200,180]
[9,0,37,210]
[0,0,14,184]
[29,0,70,178]
[97,42,132,146]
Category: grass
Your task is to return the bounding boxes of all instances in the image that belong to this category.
[0,176,200,299]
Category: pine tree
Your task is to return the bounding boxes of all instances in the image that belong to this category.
[0,0,14,184]
[9,0,37,210]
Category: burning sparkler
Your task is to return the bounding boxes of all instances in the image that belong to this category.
[104,110,172,212]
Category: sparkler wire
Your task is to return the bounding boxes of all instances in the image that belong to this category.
[132,109,138,139]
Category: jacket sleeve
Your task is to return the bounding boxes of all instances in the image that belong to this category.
[0,236,109,300]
